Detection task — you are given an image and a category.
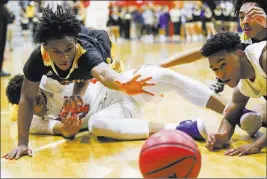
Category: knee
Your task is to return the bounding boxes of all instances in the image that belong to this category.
[259,104,266,125]
[240,112,262,136]
[252,103,266,126]
[88,114,105,136]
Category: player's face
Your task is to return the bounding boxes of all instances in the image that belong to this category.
[239,2,265,39]
[208,50,241,88]
[33,90,47,116]
[44,36,76,71]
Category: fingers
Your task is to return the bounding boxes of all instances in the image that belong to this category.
[132,74,141,82]
[62,96,86,115]
[28,149,33,157]
[114,80,123,88]
[138,76,152,83]
[246,6,265,16]
[8,152,17,160]
[246,9,265,21]
[70,96,79,111]
[2,153,9,158]
[15,152,21,160]
[210,134,216,143]
[63,97,71,111]
[76,96,84,106]
[205,137,214,150]
[142,90,155,96]
[143,82,155,87]
[63,116,72,129]
[238,151,247,157]
[225,148,241,156]
[68,116,76,129]
[4,153,11,159]
[61,116,66,123]
[247,13,265,23]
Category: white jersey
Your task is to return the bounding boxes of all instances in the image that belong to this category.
[238,41,267,98]
[39,75,108,118]
[169,8,180,23]
[30,76,108,134]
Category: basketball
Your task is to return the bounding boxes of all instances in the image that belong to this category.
[139,130,201,178]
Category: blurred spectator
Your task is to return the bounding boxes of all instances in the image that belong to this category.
[120,7,132,39]
[169,3,181,41]
[0,0,11,76]
[142,5,155,42]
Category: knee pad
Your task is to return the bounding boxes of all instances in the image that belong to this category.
[240,112,262,137]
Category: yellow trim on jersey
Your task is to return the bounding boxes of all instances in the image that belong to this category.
[40,43,87,80]
[108,41,124,73]
[240,33,249,41]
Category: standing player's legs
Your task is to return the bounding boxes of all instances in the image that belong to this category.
[121,65,226,114]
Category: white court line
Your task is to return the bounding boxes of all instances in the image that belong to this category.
[1,111,10,114]
[1,131,89,163]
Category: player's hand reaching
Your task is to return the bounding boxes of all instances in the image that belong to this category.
[246,4,267,28]
[2,144,32,160]
[60,96,89,117]
[205,131,229,150]
[60,115,83,138]
[224,143,261,157]
[114,74,155,96]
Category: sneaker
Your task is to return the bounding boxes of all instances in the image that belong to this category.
[209,78,225,93]
[176,118,208,141]
[240,112,262,137]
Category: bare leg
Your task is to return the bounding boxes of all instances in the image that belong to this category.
[206,94,227,114]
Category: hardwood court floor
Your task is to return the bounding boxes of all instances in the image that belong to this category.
[1,40,266,178]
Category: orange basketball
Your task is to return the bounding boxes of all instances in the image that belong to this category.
[139,130,201,178]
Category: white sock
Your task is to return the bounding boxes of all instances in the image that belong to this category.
[164,123,179,130]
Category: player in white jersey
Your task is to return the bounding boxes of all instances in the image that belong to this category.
[201,31,266,156]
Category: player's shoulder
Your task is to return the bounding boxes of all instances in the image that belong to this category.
[80,25,108,37]
[28,45,43,64]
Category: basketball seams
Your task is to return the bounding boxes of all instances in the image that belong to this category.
[144,155,197,176]
[139,131,201,178]
[140,142,199,154]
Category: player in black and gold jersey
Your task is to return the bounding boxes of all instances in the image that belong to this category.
[4,6,147,159]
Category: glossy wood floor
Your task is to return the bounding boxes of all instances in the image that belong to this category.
[1,39,266,178]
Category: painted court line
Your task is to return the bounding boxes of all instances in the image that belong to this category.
[1,111,10,115]
[1,131,89,163]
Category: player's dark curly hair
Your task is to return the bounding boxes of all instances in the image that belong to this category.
[6,74,24,105]
[34,5,81,43]
[234,0,267,16]
[201,32,242,57]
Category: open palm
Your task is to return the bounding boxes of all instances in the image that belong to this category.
[114,74,155,96]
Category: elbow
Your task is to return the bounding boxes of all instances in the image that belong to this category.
[19,93,35,107]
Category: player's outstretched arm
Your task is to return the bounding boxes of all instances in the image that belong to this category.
[91,62,121,90]
[91,62,154,96]
[158,47,203,68]
[3,77,40,160]
[206,87,250,150]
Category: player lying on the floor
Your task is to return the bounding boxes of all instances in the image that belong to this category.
[201,31,266,156]
[4,64,261,159]
[158,0,267,94]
